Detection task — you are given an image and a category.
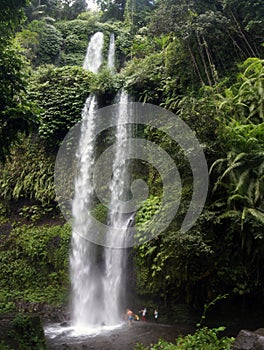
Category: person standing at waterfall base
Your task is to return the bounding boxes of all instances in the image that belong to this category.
[127,309,134,326]
[154,309,158,322]
[141,307,147,322]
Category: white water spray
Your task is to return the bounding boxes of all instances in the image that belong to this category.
[83,32,104,72]
[70,94,105,327]
[70,32,104,327]
[103,90,131,325]
[107,33,115,72]
[70,31,132,330]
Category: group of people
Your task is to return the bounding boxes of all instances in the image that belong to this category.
[126,307,159,326]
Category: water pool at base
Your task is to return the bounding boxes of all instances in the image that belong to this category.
[45,322,124,340]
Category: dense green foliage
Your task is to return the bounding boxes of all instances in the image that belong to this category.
[29,65,94,147]
[0,224,71,311]
[29,20,63,65]
[0,314,47,349]
[133,57,264,306]
[8,314,47,349]
[25,0,87,21]
[0,137,55,206]
[0,0,263,331]
[134,327,234,350]
[0,0,37,162]
[0,0,28,33]
[206,58,264,298]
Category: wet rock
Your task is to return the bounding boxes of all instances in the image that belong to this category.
[233,329,264,350]
[15,301,69,323]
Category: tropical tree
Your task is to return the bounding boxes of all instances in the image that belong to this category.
[148,0,264,87]
[208,58,264,296]
[0,0,37,162]
[124,0,154,30]
[96,0,126,21]
[223,0,264,56]
[28,20,63,65]
[59,0,87,20]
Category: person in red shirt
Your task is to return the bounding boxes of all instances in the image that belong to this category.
[141,307,147,322]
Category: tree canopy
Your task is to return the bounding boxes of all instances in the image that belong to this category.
[0,0,37,162]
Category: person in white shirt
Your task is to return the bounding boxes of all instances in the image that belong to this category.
[154,309,158,322]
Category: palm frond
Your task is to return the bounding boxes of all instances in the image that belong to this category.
[217,210,240,222]
[247,208,264,224]
[235,169,250,193]
[220,160,244,182]
[247,180,256,206]
[227,193,246,206]
[254,179,261,204]
[258,160,264,177]
[209,158,226,175]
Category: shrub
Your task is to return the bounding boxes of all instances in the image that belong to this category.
[134,327,235,350]
[28,20,63,65]
[0,137,55,205]
[0,224,71,309]
[29,65,95,147]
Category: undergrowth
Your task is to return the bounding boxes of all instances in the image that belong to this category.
[135,295,235,350]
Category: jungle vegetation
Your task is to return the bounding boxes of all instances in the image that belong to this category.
[0,0,263,329]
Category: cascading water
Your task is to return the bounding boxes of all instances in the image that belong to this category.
[70,30,131,329]
[103,90,131,325]
[46,31,135,346]
[107,33,115,72]
[83,31,104,72]
[70,94,105,327]
[70,31,105,328]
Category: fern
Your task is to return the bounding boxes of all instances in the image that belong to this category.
[219,159,244,182]
[0,137,56,204]
[234,169,250,193]
[247,208,264,224]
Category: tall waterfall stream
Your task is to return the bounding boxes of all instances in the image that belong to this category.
[45,32,132,341]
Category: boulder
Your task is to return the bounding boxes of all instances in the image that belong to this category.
[233,329,264,350]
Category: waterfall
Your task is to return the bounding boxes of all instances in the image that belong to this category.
[103,90,131,325]
[83,32,104,73]
[70,29,129,330]
[107,33,115,72]
[70,94,106,326]
[70,32,104,327]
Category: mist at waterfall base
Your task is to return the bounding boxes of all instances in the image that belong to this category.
[45,33,132,340]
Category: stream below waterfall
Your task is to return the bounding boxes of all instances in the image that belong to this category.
[44,321,193,350]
